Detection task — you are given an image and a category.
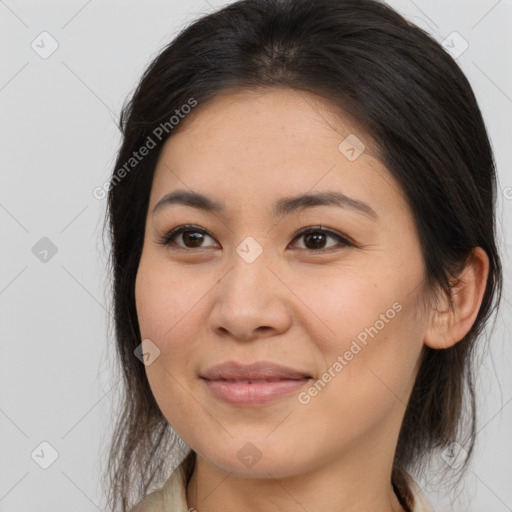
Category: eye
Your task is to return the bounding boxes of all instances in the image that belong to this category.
[289,225,352,251]
[157,224,218,250]
[157,224,352,252]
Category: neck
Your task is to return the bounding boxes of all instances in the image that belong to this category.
[185,446,407,512]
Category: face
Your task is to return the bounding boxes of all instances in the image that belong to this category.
[135,87,430,479]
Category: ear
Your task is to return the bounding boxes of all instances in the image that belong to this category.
[424,247,489,349]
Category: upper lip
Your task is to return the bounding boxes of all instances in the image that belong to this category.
[201,361,312,381]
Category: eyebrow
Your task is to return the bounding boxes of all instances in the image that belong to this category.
[153,189,378,220]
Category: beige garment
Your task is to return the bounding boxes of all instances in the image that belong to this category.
[133,459,435,512]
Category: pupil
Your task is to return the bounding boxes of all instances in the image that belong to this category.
[184,231,203,247]
[305,232,325,249]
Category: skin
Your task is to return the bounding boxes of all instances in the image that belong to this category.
[134,87,489,512]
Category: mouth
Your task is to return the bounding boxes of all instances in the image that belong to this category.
[200,361,313,406]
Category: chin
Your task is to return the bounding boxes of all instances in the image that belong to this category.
[194,437,313,479]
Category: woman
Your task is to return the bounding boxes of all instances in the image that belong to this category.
[103,0,503,511]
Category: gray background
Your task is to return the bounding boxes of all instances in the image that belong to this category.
[0,0,511,510]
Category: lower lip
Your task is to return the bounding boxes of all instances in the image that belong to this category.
[202,378,310,406]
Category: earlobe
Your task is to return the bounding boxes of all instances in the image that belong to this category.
[423,247,489,350]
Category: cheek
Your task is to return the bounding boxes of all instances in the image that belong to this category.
[135,256,210,343]
[134,257,211,419]
[135,259,166,340]
[294,267,423,409]
[289,268,392,351]
[293,315,422,461]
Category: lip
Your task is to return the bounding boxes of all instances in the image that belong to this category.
[200,361,312,406]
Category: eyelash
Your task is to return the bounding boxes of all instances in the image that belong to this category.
[157,224,353,253]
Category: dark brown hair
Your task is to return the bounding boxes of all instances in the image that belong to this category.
[102,0,503,510]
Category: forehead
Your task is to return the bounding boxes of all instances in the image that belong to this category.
[166,87,378,158]
[149,88,407,220]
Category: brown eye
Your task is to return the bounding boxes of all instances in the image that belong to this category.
[158,225,352,252]
[291,227,351,251]
[180,231,207,248]
[158,225,218,249]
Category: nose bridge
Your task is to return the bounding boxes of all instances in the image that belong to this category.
[222,240,274,307]
[209,239,291,339]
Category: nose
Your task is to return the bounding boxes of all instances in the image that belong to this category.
[208,248,292,342]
